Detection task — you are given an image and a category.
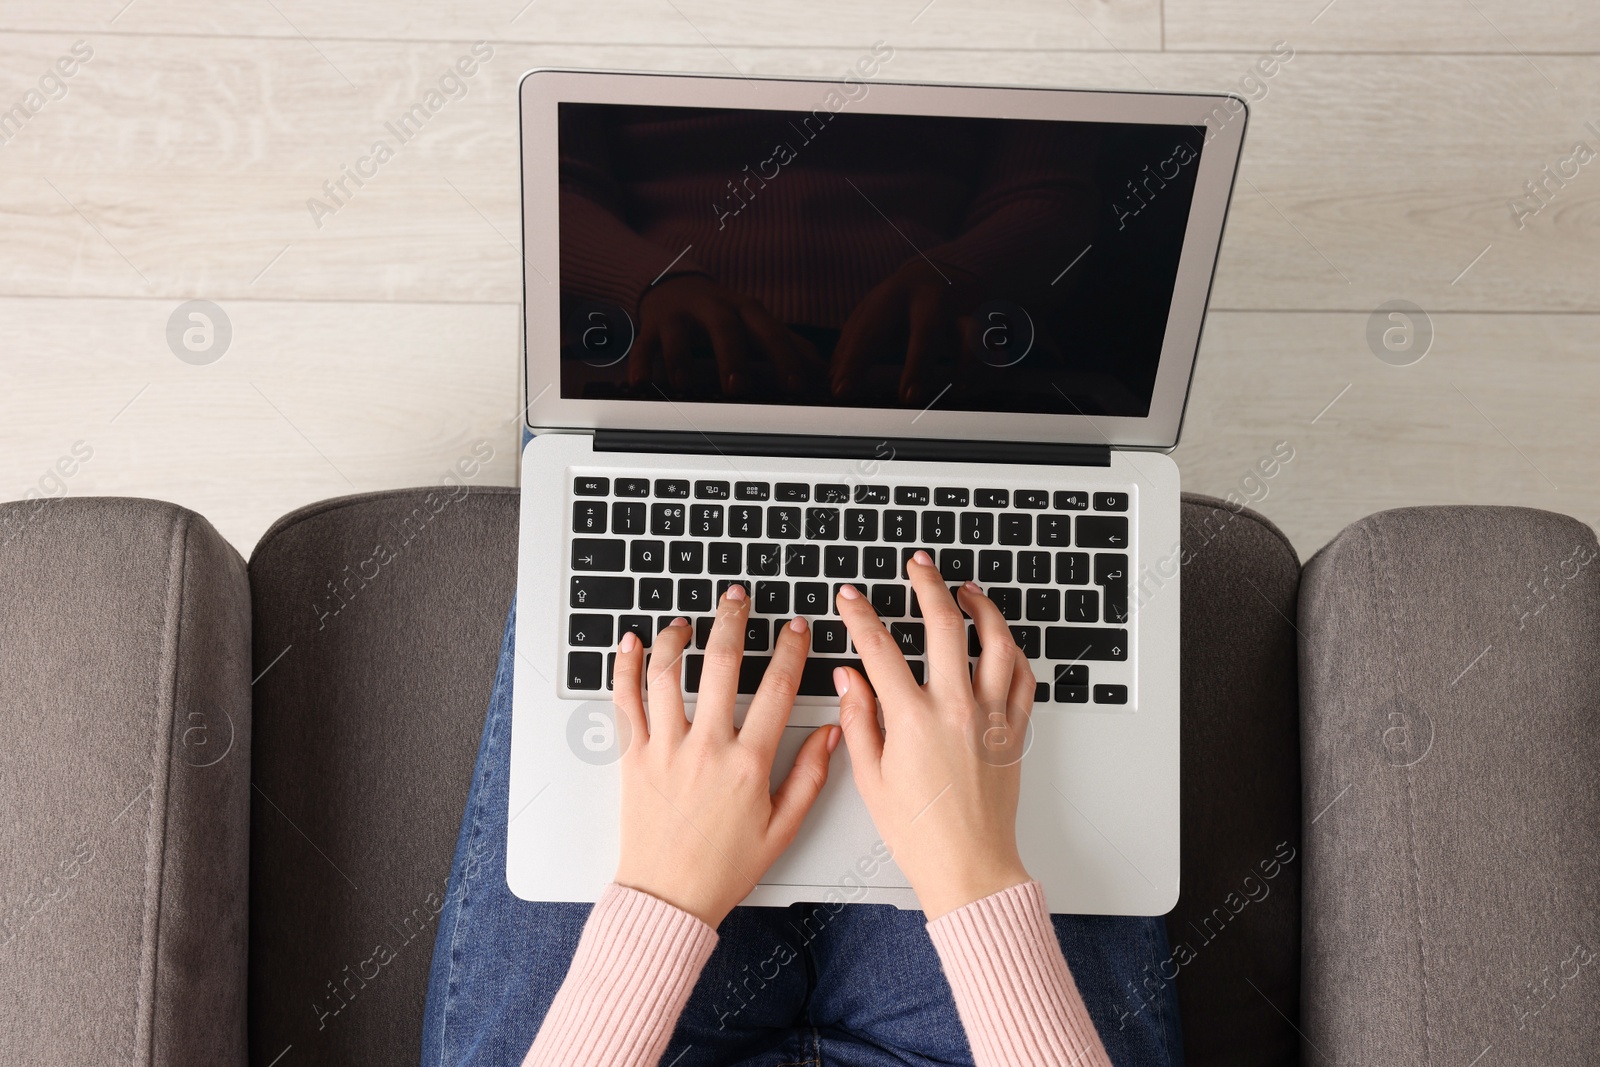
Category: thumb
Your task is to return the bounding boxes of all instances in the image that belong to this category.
[768,725,835,848]
[834,666,883,782]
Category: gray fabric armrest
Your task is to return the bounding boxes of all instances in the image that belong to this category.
[1299,505,1600,1063]
[1169,494,1303,1067]
[246,487,517,1067]
[0,498,251,1066]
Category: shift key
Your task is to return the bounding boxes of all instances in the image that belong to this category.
[570,575,633,609]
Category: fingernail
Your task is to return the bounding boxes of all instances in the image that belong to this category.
[963,580,983,594]
[672,616,690,627]
[833,666,850,696]
[725,584,747,602]
[913,549,933,566]
[788,616,807,633]
[838,584,862,601]
[827,725,841,753]
[619,632,639,652]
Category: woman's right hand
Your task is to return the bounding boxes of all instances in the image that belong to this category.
[832,552,1037,919]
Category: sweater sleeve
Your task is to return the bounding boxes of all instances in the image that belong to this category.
[522,883,719,1067]
[925,880,1113,1067]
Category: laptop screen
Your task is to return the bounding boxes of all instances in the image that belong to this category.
[557,102,1204,419]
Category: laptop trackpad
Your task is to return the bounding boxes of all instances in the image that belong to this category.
[760,726,911,890]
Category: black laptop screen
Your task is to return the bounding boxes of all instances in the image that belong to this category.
[557,101,1204,418]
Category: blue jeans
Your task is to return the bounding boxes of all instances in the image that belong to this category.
[420,602,1185,1067]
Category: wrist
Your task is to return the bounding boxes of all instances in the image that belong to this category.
[614,873,729,930]
[914,861,1033,921]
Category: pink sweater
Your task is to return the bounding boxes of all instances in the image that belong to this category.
[523,881,1112,1067]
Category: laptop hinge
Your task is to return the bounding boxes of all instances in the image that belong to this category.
[594,429,1111,467]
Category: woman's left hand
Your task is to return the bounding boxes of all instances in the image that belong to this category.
[611,587,839,928]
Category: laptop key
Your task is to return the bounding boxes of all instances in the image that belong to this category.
[1066,589,1099,623]
[832,583,868,609]
[871,584,907,617]
[1057,684,1089,704]
[567,652,603,690]
[735,481,770,501]
[612,501,646,535]
[785,544,820,577]
[1015,490,1049,509]
[619,615,653,647]
[812,620,848,653]
[1009,626,1041,659]
[651,503,686,536]
[755,581,790,615]
[815,483,850,503]
[568,614,613,646]
[572,501,606,534]
[1094,493,1129,512]
[795,582,829,614]
[655,479,690,499]
[570,576,632,610]
[571,538,625,571]
[1055,664,1088,686]
[615,477,650,497]
[824,545,859,578]
[978,550,1012,583]
[1044,627,1128,661]
[729,506,763,537]
[1054,490,1089,511]
[1057,551,1090,585]
[890,622,925,655]
[1037,514,1072,547]
[1026,588,1060,622]
[690,505,724,538]
[939,548,974,582]
[849,485,886,505]
[805,507,840,540]
[716,579,749,600]
[629,539,665,573]
[935,487,969,507]
[998,514,1031,545]
[1095,552,1129,623]
[679,580,713,613]
[922,510,955,544]
[975,489,1008,508]
[894,486,930,506]
[960,512,995,545]
[776,482,810,502]
[748,543,781,576]
[845,509,878,541]
[768,506,802,539]
[573,476,609,496]
[990,587,1022,620]
[1094,684,1129,704]
[1035,682,1050,704]
[683,655,923,696]
[884,510,917,542]
[668,541,704,573]
[638,578,673,611]
[708,542,741,574]
[1018,551,1051,584]
[863,547,897,579]
[1076,516,1128,549]
[745,618,770,651]
[695,480,730,500]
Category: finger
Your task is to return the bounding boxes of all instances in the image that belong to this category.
[694,586,750,739]
[741,616,810,759]
[833,665,883,783]
[767,724,837,850]
[645,617,692,739]
[612,631,649,745]
[899,289,955,407]
[703,305,749,397]
[1004,644,1037,728]
[660,318,692,392]
[834,583,923,712]
[903,550,971,698]
[960,582,1022,709]
[629,322,658,389]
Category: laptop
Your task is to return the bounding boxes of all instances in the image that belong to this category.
[507,69,1245,916]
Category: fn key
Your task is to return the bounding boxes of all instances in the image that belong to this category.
[567,651,603,690]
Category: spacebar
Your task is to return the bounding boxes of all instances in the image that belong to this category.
[684,655,925,695]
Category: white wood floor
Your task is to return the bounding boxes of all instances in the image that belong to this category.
[3,1,1597,558]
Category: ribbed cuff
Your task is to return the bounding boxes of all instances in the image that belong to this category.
[926,880,1112,1067]
[523,883,719,1067]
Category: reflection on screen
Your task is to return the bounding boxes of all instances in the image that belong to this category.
[557,101,1203,418]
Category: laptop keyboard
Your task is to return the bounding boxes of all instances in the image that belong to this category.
[563,473,1134,708]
